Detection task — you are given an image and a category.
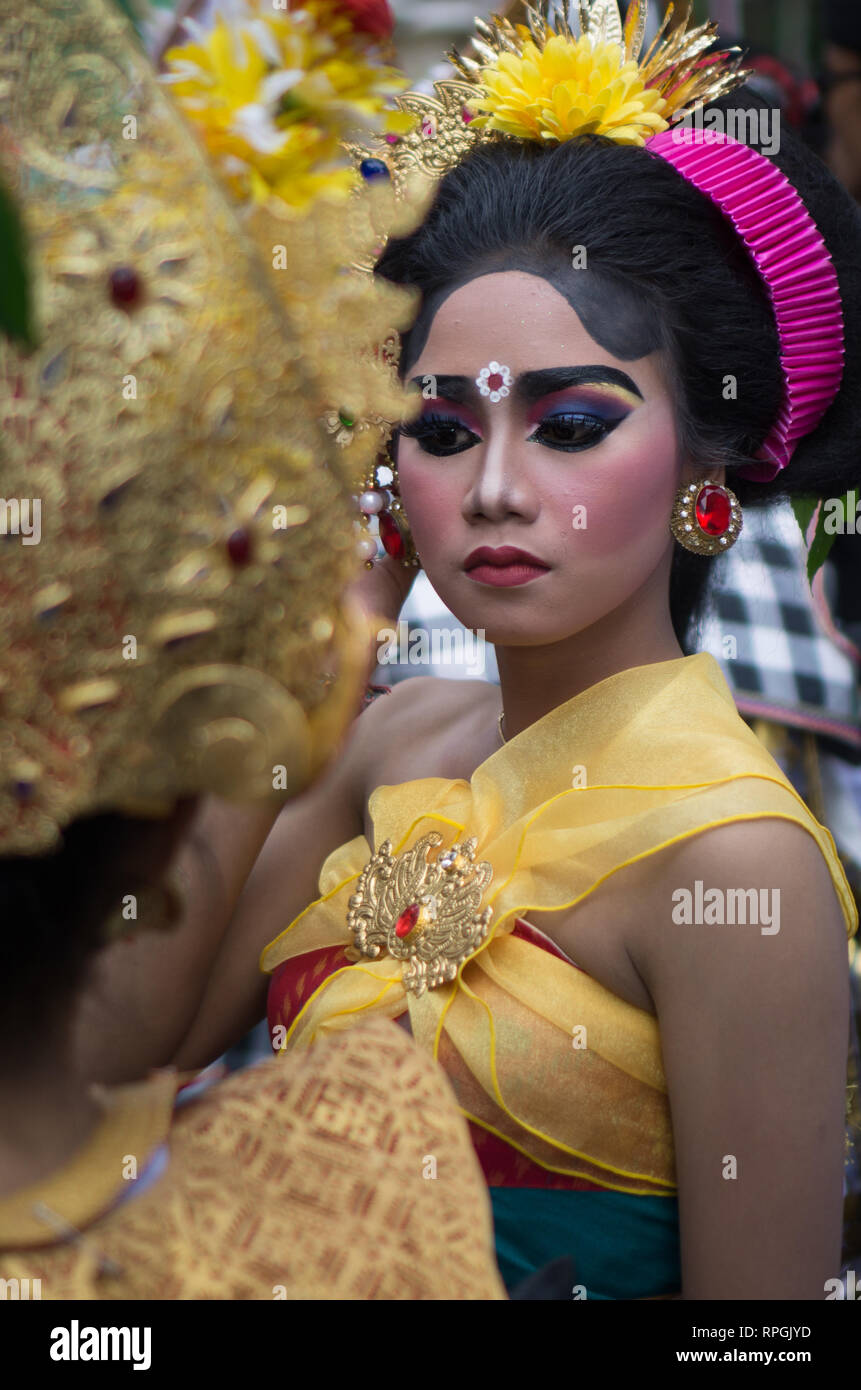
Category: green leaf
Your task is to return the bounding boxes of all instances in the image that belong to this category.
[790,494,818,541]
[805,502,838,585]
[793,490,860,586]
[0,176,34,347]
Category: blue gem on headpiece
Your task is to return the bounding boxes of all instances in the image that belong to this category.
[359,158,390,182]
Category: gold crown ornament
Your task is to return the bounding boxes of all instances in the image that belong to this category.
[0,0,421,856]
[345,0,750,266]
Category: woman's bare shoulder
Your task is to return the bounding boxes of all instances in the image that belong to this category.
[626,816,849,995]
[359,674,496,737]
[352,675,500,795]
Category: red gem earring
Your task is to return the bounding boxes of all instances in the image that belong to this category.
[670,480,742,555]
[356,455,420,569]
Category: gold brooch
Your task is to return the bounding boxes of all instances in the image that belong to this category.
[347,832,493,995]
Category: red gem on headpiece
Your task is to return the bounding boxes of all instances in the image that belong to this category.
[695,486,731,537]
[394,902,420,938]
[109,266,142,307]
[227,527,253,565]
[379,510,404,559]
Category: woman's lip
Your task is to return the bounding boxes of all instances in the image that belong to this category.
[464,545,549,569]
[466,563,550,587]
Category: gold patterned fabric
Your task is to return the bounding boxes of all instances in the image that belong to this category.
[263,654,858,1193]
[0,1020,506,1300]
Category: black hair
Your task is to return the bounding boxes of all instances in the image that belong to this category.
[375,90,861,649]
[0,802,193,1059]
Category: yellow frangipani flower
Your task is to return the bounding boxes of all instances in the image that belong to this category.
[162,0,412,211]
[467,34,670,147]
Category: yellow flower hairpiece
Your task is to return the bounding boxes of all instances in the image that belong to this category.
[345,0,750,204]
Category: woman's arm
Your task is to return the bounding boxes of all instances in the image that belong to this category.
[631,818,850,1300]
[73,557,415,1085]
[72,723,366,1084]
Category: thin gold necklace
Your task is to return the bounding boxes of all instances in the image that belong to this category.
[497,710,506,745]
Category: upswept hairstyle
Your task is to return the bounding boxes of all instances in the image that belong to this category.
[375,91,861,648]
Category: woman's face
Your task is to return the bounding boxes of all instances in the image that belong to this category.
[398,270,700,646]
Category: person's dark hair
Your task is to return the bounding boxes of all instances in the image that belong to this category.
[0,801,195,1058]
[375,89,861,649]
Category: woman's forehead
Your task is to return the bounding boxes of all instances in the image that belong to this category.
[403,261,665,375]
[409,270,667,392]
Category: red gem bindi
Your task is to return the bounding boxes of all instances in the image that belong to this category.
[394,903,420,939]
[487,373,503,392]
[695,485,731,536]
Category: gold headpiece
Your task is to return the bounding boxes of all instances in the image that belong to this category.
[0,0,420,855]
[347,1,750,211]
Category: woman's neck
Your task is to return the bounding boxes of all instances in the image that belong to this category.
[0,1050,102,1198]
[494,586,684,741]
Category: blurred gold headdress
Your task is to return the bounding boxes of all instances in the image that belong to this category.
[0,0,420,855]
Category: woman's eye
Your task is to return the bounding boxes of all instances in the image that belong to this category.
[528,413,618,452]
[399,415,480,457]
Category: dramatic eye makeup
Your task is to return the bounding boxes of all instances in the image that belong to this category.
[403,366,643,456]
[399,390,483,457]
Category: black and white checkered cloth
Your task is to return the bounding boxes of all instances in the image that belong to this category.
[698,501,860,749]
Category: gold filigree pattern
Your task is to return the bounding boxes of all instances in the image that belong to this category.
[347,832,494,994]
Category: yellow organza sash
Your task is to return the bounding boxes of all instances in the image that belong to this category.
[262,654,858,1194]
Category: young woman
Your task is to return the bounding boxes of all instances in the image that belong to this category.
[79,5,861,1299]
[0,0,504,1301]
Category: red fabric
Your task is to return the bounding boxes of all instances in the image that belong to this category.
[266,915,600,1189]
[267,944,351,1047]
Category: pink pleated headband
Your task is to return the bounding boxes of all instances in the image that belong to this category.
[646,127,845,482]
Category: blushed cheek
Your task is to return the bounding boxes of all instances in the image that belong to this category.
[396,451,459,560]
[564,414,680,561]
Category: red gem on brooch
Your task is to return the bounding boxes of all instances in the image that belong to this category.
[394,903,420,939]
[695,485,731,537]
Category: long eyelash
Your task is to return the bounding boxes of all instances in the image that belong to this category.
[399,412,472,437]
[528,412,619,447]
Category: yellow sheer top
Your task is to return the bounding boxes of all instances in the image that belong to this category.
[262,654,858,1194]
[0,1021,505,1300]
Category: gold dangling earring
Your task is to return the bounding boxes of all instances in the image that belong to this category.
[357,451,420,570]
[670,480,742,555]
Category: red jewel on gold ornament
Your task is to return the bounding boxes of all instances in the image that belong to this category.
[394,903,420,938]
[109,266,142,307]
[378,510,404,560]
[695,485,731,537]
[227,527,253,565]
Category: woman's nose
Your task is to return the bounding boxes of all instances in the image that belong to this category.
[462,420,537,523]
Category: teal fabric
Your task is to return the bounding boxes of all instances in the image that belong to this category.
[490,1186,681,1300]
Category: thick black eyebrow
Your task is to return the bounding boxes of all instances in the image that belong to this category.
[408,367,643,403]
[407,375,474,403]
[516,367,644,401]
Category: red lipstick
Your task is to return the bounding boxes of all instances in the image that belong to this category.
[464,545,550,587]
